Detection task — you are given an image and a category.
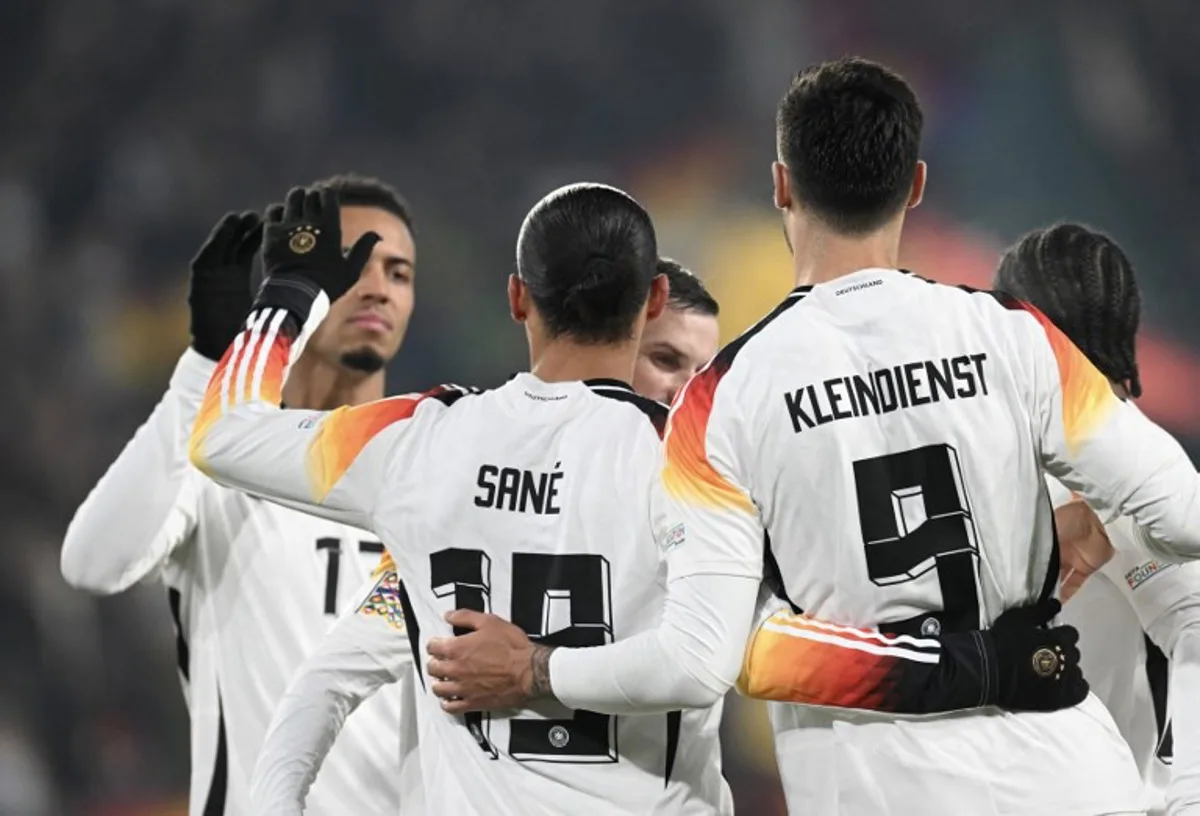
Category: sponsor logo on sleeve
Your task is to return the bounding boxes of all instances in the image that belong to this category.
[1125,559,1171,591]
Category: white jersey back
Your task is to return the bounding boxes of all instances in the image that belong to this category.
[672,269,1146,814]
[163,478,403,814]
[370,374,726,815]
[744,272,1058,632]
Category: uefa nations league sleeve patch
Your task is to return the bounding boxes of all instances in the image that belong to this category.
[356,569,406,631]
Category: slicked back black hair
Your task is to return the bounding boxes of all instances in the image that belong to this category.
[776,57,923,234]
[517,183,658,345]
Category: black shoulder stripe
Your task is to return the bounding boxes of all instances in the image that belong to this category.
[941,280,1027,311]
[427,383,481,407]
[707,288,809,373]
[900,270,1021,307]
[591,387,669,438]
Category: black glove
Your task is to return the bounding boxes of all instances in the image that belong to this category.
[255,186,381,324]
[985,598,1088,712]
[188,211,262,361]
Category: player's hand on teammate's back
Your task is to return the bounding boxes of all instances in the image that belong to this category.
[988,598,1089,711]
[426,610,550,714]
[188,210,263,360]
[258,186,380,309]
[1053,499,1114,602]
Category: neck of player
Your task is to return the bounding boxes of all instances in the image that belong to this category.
[790,217,905,290]
[529,337,639,386]
[282,352,387,410]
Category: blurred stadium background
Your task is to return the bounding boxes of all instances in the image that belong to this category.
[3,0,1199,813]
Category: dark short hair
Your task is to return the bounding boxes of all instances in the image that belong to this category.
[995,223,1142,397]
[311,173,415,234]
[517,183,658,345]
[657,258,719,317]
[776,57,923,235]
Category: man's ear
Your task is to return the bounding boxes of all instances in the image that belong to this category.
[646,274,669,321]
[508,275,527,323]
[773,161,792,210]
[907,160,926,209]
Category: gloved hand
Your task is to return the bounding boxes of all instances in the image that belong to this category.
[255,186,380,322]
[986,598,1088,712]
[188,211,263,361]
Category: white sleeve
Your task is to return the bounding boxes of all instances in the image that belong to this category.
[1096,548,1200,815]
[189,306,455,530]
[550,366,765,713]
[1165,623,1200,814]
[251,557,411,815]
[61,350,208,593]
[1017,301,1200,561]
[550,573,759,714]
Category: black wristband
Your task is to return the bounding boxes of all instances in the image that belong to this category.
[252,274,322,327]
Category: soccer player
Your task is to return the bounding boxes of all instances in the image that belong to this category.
[249,259,723,812]
[188,182,736,814]
[995,222,1200,816]
[60,175,416,814]
[634,259,721,404]
[427,58,1200,815]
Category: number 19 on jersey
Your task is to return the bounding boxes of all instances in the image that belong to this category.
[431,548,619,763]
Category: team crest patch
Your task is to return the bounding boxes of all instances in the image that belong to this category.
[1125,560,1169,591]
[357,569,406,630]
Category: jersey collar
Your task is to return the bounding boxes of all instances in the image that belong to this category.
[583,378,636,394]
[506,372,636,395]
[789,267,916,296]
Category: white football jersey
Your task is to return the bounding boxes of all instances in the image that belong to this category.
[251,552,422,815]
[1050,476,1200,815]
[62,350,405,815]
[656,268,1200,815]
[189,304,731,816]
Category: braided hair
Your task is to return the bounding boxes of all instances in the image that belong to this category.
[995,223,1143,398]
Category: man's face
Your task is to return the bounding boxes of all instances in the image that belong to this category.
[634,306,720,404]
[306,205,415,372]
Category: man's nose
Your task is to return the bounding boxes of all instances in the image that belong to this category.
[353,261,390,301]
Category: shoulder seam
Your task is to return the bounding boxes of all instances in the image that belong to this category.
[708,289,809,374]
[591,388,669,439]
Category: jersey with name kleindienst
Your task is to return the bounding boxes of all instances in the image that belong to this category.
[661,268,1191,814]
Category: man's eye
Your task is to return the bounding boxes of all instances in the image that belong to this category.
[653,355,681,370]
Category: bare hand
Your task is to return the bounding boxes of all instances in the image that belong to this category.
[1055,499,1114,602]
[426,610,555,714]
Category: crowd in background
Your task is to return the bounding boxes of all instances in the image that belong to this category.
[2,1,1198,812]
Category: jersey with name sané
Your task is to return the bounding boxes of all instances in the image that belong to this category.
[62,349,404,815]
[188,308,732,816]
[663,267,1196,814]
